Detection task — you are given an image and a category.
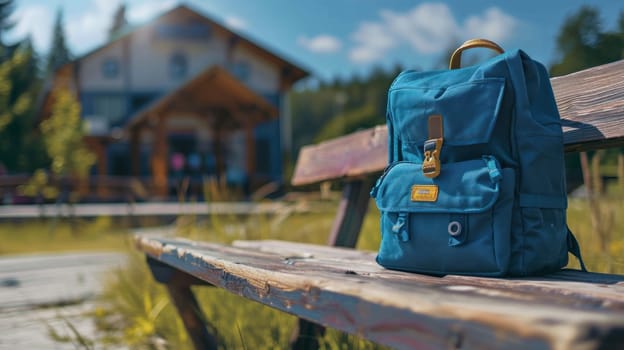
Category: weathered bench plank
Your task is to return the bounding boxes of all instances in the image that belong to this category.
[234,240,624,306]
[292,59,624,186]
[136,236,624,350]
[552,59,624,152]
[292,126,388,186]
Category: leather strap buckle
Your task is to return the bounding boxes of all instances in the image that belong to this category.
[422,115,444,178]
[423,138,443,178]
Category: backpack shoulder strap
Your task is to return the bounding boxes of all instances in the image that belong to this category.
[567,227,588,272]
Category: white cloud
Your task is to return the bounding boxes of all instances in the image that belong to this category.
[349,22,396,62]
[65,0,121,54]
[464,7,517,42]
[224,15,247,31]
[10,4,54,53]
[349,3,518,64]
[298,34,342,54]
[64,0,175,55]
[10,0,178,56]
[380,4,458,54]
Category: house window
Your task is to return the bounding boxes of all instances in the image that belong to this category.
[93,95,126,125]
[170,52,188,79]
[230,62,250,81]
[102,58,120,79]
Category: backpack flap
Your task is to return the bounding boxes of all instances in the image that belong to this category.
[372,157,515,276]
[388,74,506,163]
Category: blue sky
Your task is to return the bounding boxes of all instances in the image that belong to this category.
[9,0,623,81]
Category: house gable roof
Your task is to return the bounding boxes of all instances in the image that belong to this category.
[73,4,309,87]
[124,65,278,132]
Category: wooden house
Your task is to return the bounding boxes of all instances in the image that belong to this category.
[39,4,308,198]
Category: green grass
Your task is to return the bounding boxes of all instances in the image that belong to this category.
[0,216,132,255]
[567,189,624,274]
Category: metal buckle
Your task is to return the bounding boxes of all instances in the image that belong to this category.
[422,138,443,178]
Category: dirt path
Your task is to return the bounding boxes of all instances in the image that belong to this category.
[0,252,125,349]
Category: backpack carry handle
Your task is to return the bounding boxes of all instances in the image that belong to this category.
[449,39,504,69]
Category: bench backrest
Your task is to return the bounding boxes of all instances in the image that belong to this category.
[292,59,624,186]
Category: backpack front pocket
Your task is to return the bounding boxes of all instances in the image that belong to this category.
[371,157,514,276]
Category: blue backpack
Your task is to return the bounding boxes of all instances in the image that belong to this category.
[370,39,586,276]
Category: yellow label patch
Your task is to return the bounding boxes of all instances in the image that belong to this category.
[411,185,439,202]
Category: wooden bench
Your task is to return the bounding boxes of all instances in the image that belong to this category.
[135,60,624,350]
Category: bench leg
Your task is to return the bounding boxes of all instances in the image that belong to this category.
[327,179,372,248]
[290,318,326,349]
[290,179,372,349]
[167,284,218,350]
[146,257,219,350]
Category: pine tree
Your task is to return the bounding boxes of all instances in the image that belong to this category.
[0,0,16,58]
[108,3,128,40]
[10,36,38,93]
[0,0,14,43]
[46,8,71,74]
[550,6,624,76]
[0,39,44,171]
[14,37,47,169]
[0,1,44,172]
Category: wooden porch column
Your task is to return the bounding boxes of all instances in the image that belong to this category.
[96,143,108,177]
[151,114,168,198]
[94,140,109,197]
[130,127,141,177]
[244,123,256,183]
[79,138,108,197]
[82,137,109,198]
[213,123,225,180]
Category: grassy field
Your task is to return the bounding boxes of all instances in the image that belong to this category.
[0,215,132,255]
[1,193,622,349]
[566,189,624,273]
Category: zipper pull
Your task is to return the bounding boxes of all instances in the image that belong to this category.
[483,156,502,183]
[392,212,410,242]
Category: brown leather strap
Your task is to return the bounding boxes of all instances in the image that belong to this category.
[423,115,444,179]
[428,114,443,139]
[449,39,504,69]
